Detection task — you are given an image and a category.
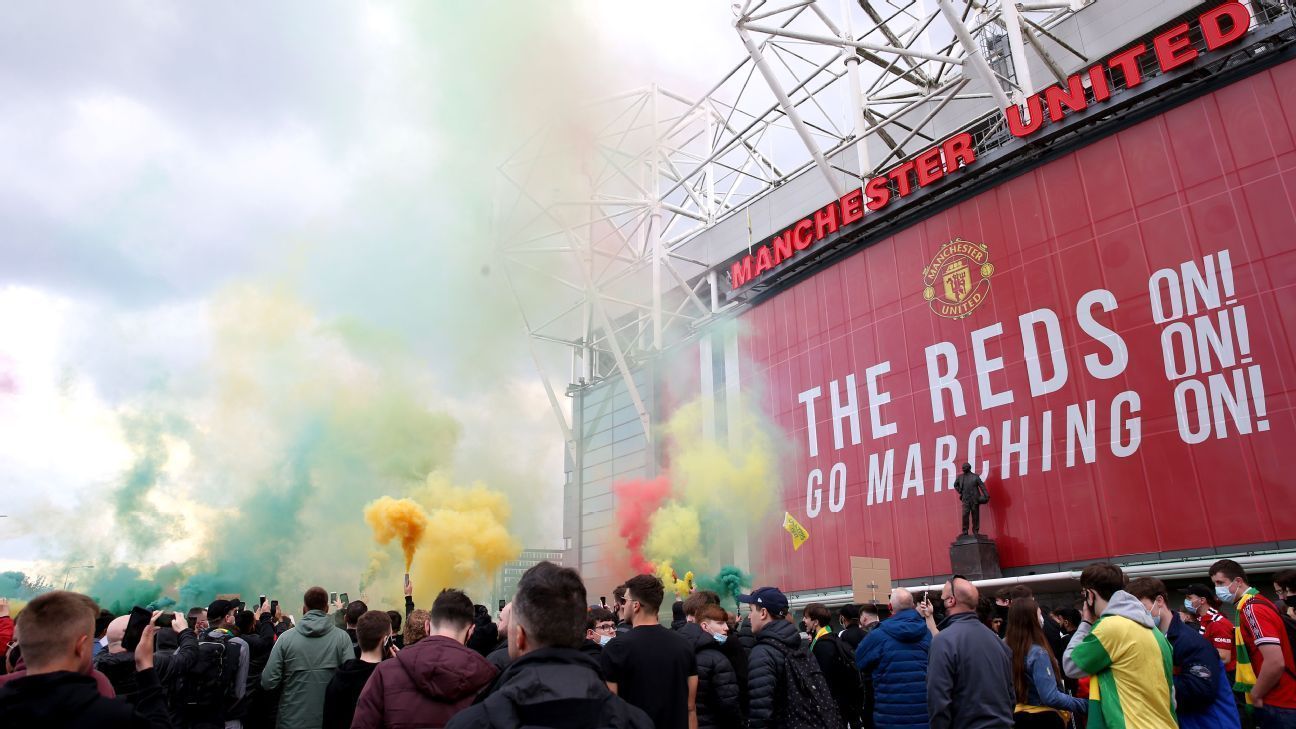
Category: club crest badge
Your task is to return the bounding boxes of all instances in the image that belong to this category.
[923,238,994,319]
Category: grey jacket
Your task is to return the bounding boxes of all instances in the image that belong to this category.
[926,612,1014,729]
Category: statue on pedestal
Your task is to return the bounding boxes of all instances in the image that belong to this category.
[952,463,989,536]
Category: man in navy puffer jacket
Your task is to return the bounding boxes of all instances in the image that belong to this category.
[857,589,932,729]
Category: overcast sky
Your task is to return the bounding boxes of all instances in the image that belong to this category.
[0,1,744,572]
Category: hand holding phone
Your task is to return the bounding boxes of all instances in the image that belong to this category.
[124,606,152,652]
[340,592,350,606]
[134,613,162,671]
[271,600,280,619]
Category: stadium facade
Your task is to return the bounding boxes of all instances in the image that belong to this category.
[499,0,1296,605]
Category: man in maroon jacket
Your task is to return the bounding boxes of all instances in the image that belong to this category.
[351,588,496,729]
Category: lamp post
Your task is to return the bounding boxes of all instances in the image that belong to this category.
[63,564,94,590]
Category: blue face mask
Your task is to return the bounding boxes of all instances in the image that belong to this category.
[598,634,613,646]
[713,633,728,645]
[1216,585,1236,604]
[1184,598,1195,612]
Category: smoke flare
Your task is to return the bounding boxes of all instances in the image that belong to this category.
[613,477,672,574]
[364,497,429,571]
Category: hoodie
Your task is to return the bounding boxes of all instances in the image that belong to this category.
[351,634,497,729]
[445,647,653,729]
[856,609,931,729]
[1064,590,1176,729]
[261,608,353,729]
[322,659,378,729]
[0,668,171,729]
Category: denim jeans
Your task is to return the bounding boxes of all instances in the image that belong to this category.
[1256,704,1296,729]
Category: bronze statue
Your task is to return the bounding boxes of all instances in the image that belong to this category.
[953,463,989,536]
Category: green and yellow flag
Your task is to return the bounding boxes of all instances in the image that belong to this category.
[783,512,809,551]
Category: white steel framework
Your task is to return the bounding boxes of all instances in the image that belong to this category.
[495,0,1097,455]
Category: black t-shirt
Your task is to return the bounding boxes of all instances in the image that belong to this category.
[600,623,698,729]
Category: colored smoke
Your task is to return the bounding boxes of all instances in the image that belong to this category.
[364,497,429,571]
[407,475,521,601]
[697,565,752,610]
[644,501,702,569]
[613,477,673,573]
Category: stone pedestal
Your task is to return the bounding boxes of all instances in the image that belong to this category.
[949,534,1003,580]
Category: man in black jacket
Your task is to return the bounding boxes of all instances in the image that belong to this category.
[680,604,741,729]
[446,561,651,729]
[805,602,864,728]
[323,610,391,729]
[741,586,803,729]
[0,591,172,729]
[234,603,277,729]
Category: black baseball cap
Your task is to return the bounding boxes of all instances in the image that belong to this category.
[1180,583,1222,607]
[207,599,235,624]
[738,587,789,617]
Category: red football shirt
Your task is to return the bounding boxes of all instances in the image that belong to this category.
[1239,595,1296,709]
[1200,608,1237,672]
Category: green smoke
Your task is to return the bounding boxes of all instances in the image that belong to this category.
[697,566,753,610]
[113,411,189,552]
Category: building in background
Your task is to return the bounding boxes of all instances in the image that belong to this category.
[502,0,1296,605]
[492,547,565,609]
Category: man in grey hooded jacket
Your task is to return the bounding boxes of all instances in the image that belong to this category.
[261,586,353,729]
[926,577,1014,729]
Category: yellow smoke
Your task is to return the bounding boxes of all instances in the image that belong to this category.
[644,501,701,568]
[630,397,782,581]
[408,474,521,595]
[664,400,778,522]
[364,497,429,570]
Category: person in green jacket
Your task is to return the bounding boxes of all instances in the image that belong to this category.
[262,586,353,729]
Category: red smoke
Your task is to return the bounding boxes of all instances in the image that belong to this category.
[613,476,672,573]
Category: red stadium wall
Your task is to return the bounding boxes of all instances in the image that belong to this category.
[739,58,1296,592]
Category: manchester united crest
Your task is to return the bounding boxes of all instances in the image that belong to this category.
[923,238,994,319]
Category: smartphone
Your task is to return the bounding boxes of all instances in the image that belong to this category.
[259,595,267,607]
[123,606,151,652]
[329,592,338,604]
[599,596,607,608]
[498,599,506,612]
[153,611,174,629]
[340,592,350,605]
[271,600,279,616]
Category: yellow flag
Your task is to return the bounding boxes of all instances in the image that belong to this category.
[783,512,809,551]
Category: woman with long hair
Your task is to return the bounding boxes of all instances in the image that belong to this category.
[1005,597,1087,729]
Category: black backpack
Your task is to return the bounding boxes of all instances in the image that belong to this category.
[761,637,846,729]
[173,630,240,724]
[820,633,865,723]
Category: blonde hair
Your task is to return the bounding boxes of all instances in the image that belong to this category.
[404,608,431,645]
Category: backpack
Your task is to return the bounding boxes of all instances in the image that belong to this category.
[762,637,846,729]
[821,633,865,722]
[173,630,240,723]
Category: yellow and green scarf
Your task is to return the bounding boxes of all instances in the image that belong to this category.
[1233,587,1260,707]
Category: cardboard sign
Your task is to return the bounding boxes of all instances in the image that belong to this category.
[850,557,891,605]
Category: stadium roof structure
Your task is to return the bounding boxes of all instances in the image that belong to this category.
[492,0,1274,456]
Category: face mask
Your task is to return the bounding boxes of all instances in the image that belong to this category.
[598,634,613,646]
[713,633,728,645]
[1284,595,1296,609]
[1216,585,1236,604]
[1039,615,1045,628]
[1184,598,1195,612]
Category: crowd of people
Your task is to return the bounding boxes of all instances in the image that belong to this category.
[0,558,1293,729]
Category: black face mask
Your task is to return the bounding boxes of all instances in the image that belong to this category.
[1284,595,1296,609]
